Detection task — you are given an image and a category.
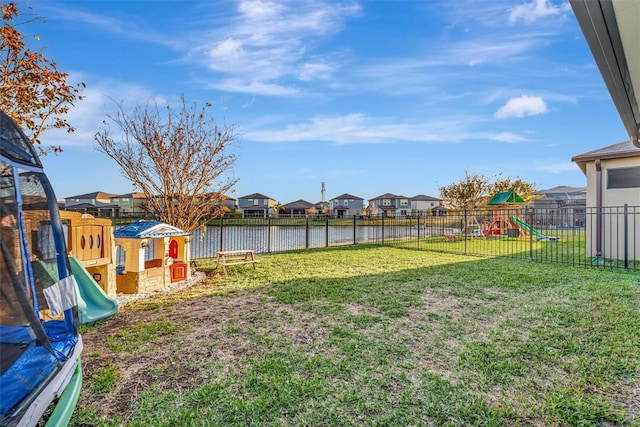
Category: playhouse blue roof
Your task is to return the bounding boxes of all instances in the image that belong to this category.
[114,220,189,238]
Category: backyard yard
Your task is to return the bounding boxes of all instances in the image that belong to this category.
[72,245,640,426]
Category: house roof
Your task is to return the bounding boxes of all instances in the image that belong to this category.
[571,140,640,173]
[65,191,116,200]
[331,193,363,200]
[238,193,273,200]
[487,191,525,205]
[283,199,313,209]
[111,192,147,199]
[114,220,189,238]
[411,194,442,201]
[535,186,586,194]
[370,193,408,200]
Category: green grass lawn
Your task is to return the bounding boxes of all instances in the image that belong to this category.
[73,245,640,426]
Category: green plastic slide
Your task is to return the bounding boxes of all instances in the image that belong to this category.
[508,216,547,241]
[69,256,118,325]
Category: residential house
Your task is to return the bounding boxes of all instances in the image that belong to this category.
[368,193,412,217]
[314,201,329,215]
[237,193,276,217]
[531,186,586,227]
[572,140,640,260]
[210,194,237,216]
[109,192,148,216]
[217,195,237,212]
[281,200,314,217]
[64,191,119,217]
[329,194,365,217]
[411,194,443,215]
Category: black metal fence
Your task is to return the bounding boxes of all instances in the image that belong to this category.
[182,206,640,272]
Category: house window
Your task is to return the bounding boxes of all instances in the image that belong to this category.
[382,199,391,206]
[400,199,408,206]
[264,199,267,205]
[400,209,408,216]
[343,200,348,206]
[607,166,640,189]
[248,199,253,203]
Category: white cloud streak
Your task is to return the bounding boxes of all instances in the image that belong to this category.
[494,95,548,119]
[192,0,360,95]
[246,113,531,145]
[508,0,572,25]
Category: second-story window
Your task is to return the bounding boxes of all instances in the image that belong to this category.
[343,200,348,206]
[248,198,254,203]
[382,199,391,206]
[400,199,408,206]
[264,199,267,205]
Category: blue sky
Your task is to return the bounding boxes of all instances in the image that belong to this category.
[15,0,627,204]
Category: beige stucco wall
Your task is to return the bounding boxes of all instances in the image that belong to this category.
[583,157,640,260]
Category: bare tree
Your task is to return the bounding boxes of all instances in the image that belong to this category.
[1,3,85,154]
[94,97,238,232]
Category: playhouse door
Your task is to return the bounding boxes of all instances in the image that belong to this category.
[169,239,178,259]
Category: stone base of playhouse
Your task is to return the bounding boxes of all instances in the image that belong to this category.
[116,263,190,294]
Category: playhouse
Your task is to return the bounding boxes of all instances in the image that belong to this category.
[59,211,117,297]
[114,220,191,294]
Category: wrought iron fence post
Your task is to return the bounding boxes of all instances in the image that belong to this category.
[382,214,385,245]
[353,215,356,245]
[528,207,534,261]
[267,216,271,253]
[219,216,224,252]
[463,209,467,254]
[624,204,629,270]
[325,216,329,247]
[417,212,421,249]
[306,216,310,249]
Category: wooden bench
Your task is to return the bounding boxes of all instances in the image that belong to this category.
[214,250,258,276]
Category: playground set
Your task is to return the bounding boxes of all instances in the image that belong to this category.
[465,191,552,242]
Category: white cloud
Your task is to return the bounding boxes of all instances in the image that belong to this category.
[494,95,548,119]
[491,132,530,143]
[208,78,300,96]
[297,62,335,81]
[246,113,486,145]
[508,0,571,25]
[193,0,360,95]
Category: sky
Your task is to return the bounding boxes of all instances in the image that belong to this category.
[10,0,630,204]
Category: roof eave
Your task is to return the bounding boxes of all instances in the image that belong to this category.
[570,0,640,147]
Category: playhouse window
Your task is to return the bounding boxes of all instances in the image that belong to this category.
[607,166,640,189]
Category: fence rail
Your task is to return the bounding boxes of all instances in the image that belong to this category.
[114,206,640,272]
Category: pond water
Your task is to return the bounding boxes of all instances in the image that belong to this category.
[189,224,428,259]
